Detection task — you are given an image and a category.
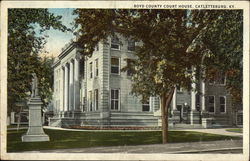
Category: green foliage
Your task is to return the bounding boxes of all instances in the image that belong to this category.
[37,57,55,106]
[8,9,69,114]
[74,9,207,99]
[74,9,115,55]
[189,10,243,104]
[7,129,238,152]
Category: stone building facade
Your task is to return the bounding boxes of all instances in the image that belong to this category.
[50,35,240,128]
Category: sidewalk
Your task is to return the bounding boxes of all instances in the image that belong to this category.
[172,128,243,137]
[25,139,242,153]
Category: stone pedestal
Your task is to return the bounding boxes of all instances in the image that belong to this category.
[22,96,49,142]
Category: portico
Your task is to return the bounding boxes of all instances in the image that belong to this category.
[62,58,80,114]
[171,66,206,125]
[53,42,81,118]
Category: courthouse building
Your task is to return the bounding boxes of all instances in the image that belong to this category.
[49,35,241,128]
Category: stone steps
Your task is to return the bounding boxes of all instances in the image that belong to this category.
[111,111,154,116]
[48,118,61,127]
[110,112,157,119]
[170,123,202,129]
[109,112,158,126]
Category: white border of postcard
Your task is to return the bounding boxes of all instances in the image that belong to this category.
[1,1,249,160]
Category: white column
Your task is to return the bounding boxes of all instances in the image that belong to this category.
[60,68,64,112]
[201,80,205,111]
[149,97,153,112]
[74,57,80,111]
[64,64,69,111]
[191,67,197,111]
[190,67,197,125]
[172,87,177,111]
[69,60,74,111]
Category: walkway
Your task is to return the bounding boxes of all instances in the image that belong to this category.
[172,128,243,137]
[25,140,242,153]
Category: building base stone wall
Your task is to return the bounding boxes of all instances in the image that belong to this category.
[211,115,232,128]
[187,111,201,124]
[49,109,235,129]
[49,111,161,128]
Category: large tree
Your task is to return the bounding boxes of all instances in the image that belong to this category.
[74,9,209,143]
[188,10,243,106]
[74,9,243,143]
[8,9,68,114]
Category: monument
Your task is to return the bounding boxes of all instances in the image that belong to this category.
[22,73,50,142]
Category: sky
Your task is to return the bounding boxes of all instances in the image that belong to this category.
[40,8,76,58]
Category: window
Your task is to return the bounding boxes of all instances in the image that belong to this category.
[220,96,226,113]
[208,96,215,103]
[89,62,93,78]
[142,99,150,112]
[95,59,99,77]
[111,37,120,50]
[79,59,85,78]
[208,96,215,113]
[94,89,98,111]
[111,58,120,74]
[89,91,93,111]
[128,40,135,51]
[111,89,119,110]
[127,59,133,76]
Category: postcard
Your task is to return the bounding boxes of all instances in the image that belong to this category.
[0,1,249,160]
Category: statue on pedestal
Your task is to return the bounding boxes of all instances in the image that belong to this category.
[22,72,49,142]
[31,73,39,98]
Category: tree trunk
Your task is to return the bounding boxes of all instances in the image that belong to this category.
[161,87,175,144]
[161,94,167,144]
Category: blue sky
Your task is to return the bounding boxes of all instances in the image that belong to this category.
[40,8,76,57]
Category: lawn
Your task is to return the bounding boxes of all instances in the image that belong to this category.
[7,124,28,128]
[7,129,240,152]
[226,128,243,133]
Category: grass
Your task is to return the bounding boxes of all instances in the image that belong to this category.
[7,124,28,128]
[226,128,243,133]
[7,129,240,152]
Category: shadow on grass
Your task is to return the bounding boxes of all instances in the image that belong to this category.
[7,129,240,152]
